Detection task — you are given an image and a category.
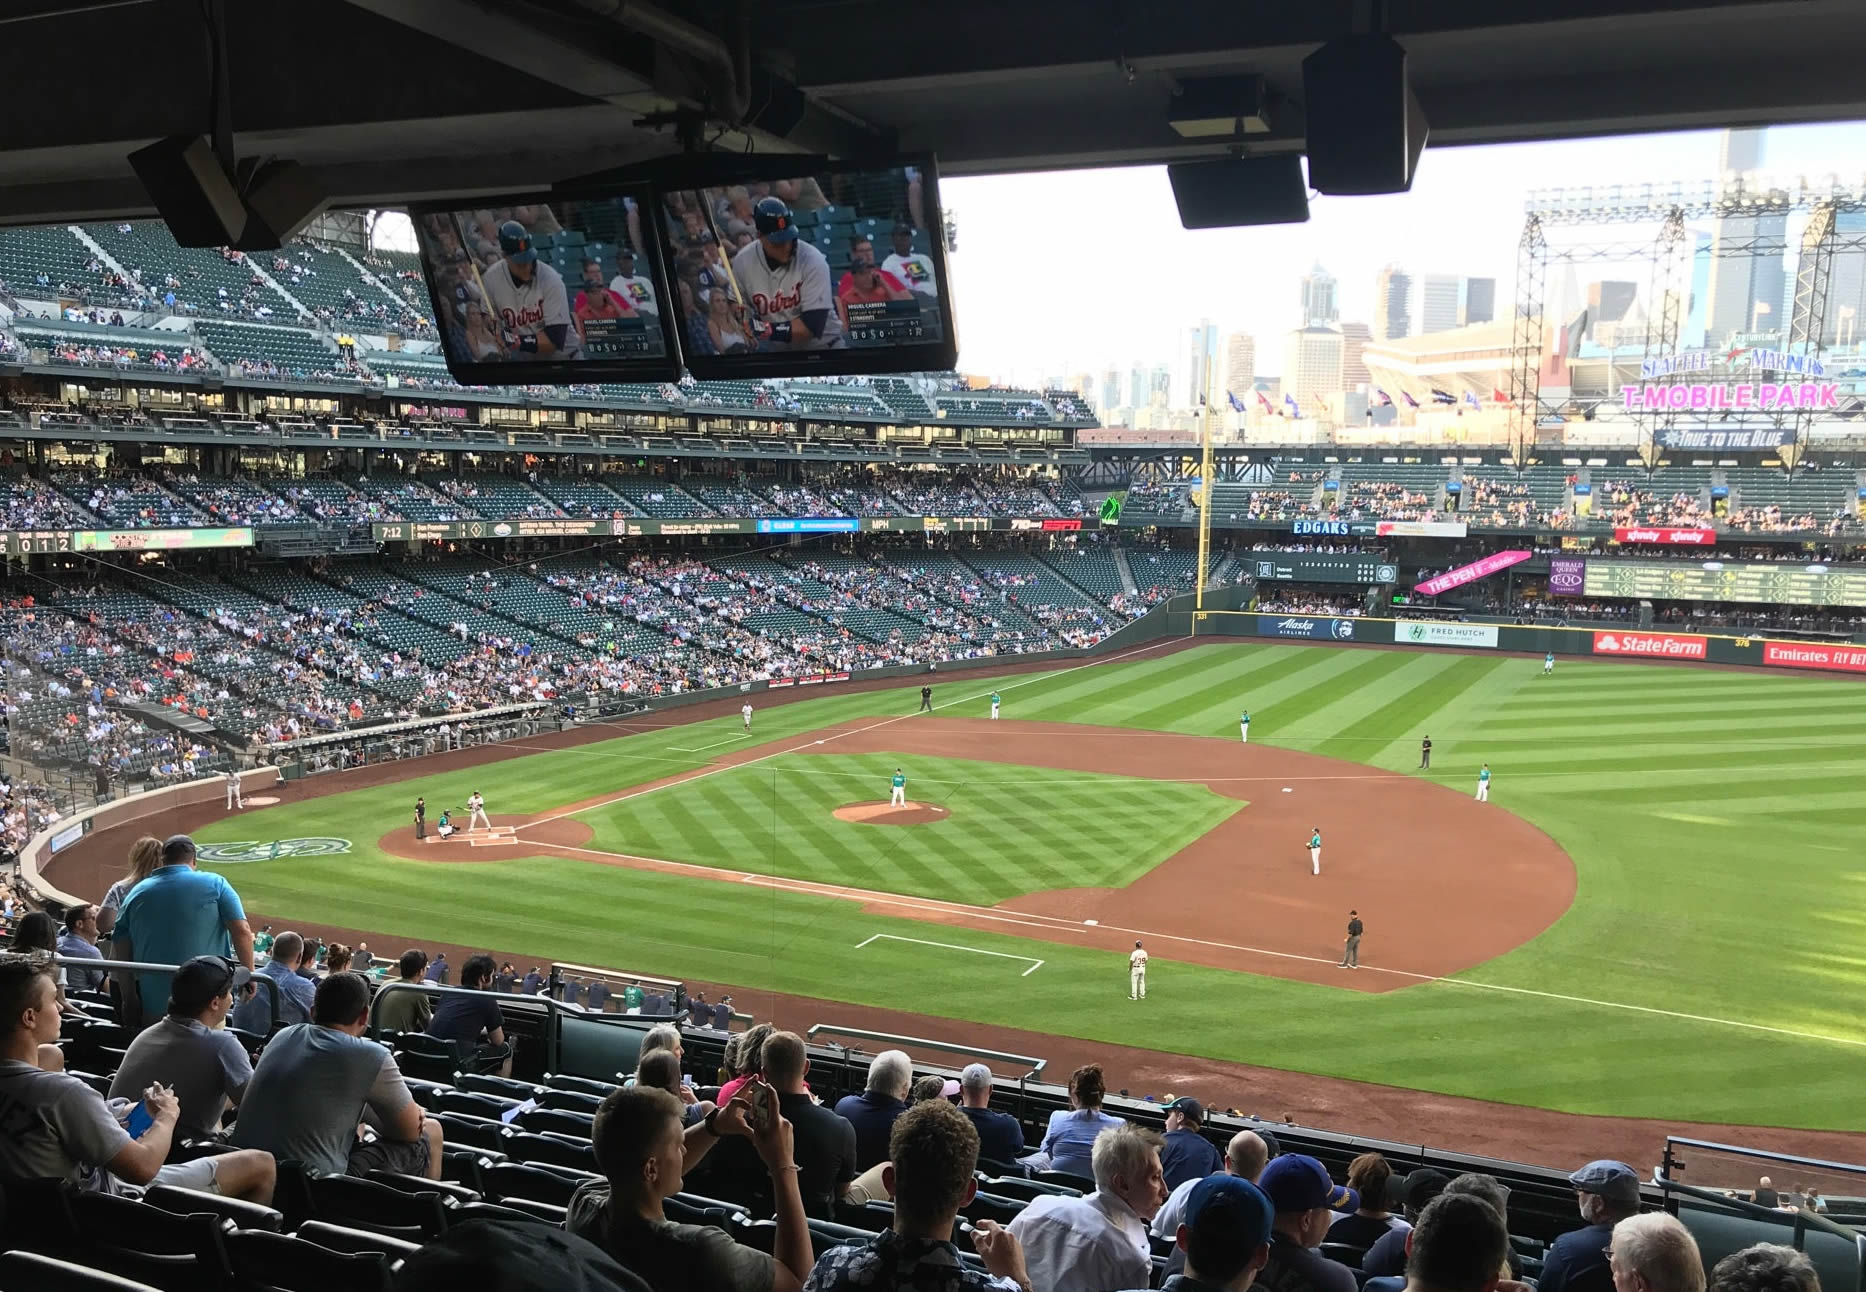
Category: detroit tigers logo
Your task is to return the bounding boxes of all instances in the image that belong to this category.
[751,286,803,316]
[195,837,354,864]
[499,302,546,330]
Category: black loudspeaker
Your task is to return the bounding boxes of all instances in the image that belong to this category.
[1301,34,1428,196]
[1167,155,1310,229]
[127,136,326,250]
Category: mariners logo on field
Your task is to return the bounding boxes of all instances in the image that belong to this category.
[1330,619,1357,640]
[195,837,354,864]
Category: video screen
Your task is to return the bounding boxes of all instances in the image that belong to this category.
[654,162,954,376]
[413,194,677,382]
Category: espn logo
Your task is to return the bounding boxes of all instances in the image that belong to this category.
[1592,631,1708,659]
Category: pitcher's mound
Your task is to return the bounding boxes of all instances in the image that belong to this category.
[834,801,949,826]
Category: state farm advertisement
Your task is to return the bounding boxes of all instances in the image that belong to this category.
[1762,641,1866,674]
[1592,631,1708,659]
[1614,527,1716,545]
[1415,550,1531,597]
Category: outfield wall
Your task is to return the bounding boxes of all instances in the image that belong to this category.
[1192,610,1866,674]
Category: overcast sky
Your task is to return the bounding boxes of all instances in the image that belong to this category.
[942,121,1866,387]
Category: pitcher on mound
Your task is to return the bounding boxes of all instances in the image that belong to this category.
[889,768,907,808]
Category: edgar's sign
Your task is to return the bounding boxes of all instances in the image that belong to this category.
[194,837,354,864]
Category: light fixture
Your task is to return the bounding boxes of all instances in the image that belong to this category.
[1166,76,1273,139]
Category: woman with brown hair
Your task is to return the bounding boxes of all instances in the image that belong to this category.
[97,835,164,937]
[1327,1151,1410,1249]
[1036,1062,1124,1179]
[324,944,353,974]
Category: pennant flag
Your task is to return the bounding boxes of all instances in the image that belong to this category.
[1400,390,1420,408]
[1463,390,1482,409]
[1313,394,1329,412]
[1374,387,1393,407]
[1256,390,1274,412]
[1430,387,1457,404]
[1492,387,1510,403]
[1283,393,1301,418]
[1227,390,1247,413]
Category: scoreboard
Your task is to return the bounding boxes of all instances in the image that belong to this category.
[1584,560,1866,608]
[1250,555,1398,585]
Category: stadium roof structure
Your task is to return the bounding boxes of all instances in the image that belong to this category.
[4,0,1866,224]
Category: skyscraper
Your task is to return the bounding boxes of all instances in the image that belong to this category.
[1284,326,1345,407]
[1174,318,1218,407]
[1825,210,1866,346]
[1128,365,1150,409]
[1703,128,1787,341]
[1221,332,1256,399]
[1374,265,1411,341]
[1461,278,1496,326]
[1421,274,1463,334]
[1339,322,1372,391]
[1585,281,1638,336]
[1100,368,1122,413]
[1300,264,1338,327]
[1149,364,1171,406]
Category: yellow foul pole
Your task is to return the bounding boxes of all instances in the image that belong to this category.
[1193,366,1218,633]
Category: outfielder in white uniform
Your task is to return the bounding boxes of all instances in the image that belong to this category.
[225,768,242,810]
[730,197,845,351]
[741,702,753,733]
[467,791,492,832]
[990,691,1001,720]
[480,220,580,360]
[1476,764,1491,802]
[889,769,907,808]
[1129,940,1149,1000]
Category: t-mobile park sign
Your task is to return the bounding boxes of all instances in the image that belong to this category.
[1621,346,1837,412]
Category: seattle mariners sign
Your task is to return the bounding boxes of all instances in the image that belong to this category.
[194,837,354,864]
[1623,345,1838,411]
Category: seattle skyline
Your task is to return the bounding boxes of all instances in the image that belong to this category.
[941,120,1866,388]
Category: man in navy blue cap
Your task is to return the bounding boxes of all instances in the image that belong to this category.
[1257,1154,1361,1292]
[1539,1160,1643,1292]
[1126,1174,1275,1292]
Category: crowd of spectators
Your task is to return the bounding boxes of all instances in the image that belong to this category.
[1257,587,1366,616]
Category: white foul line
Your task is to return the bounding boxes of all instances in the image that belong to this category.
[668,733,753,752]
[516,637,1184,831]
[857,932,1044,976]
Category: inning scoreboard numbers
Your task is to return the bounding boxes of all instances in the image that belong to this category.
[1584,559,1866,608]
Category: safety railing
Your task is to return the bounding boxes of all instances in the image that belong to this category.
[804,1022,1047,1121]
[53,953,283,1032]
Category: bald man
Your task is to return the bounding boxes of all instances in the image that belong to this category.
[1153,1129,1273,1275]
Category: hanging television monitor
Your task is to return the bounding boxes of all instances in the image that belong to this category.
[649,155,957,378]
[410,189,681,384]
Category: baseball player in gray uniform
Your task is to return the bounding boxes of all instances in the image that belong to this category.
[480,220,580,359]
[728,197,845,350]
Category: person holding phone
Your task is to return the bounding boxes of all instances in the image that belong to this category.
[109,955,255,1143]
[570,1077,814,1292]
[0,957,276,1201]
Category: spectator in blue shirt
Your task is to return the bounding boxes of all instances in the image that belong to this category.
[1160,1097,1224,1191]
[1035,1063,1124,1180]
[56,905,106,994]
[111,835,254,1028]
[956,1063,1025,1167]
[833,1049,912,1171]
[231,931,317,1033]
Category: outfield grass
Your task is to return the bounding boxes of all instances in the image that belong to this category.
[576,752,1242,904]
[191,642,1866,1129]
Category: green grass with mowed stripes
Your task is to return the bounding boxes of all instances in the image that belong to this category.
[192,641,1866,1129]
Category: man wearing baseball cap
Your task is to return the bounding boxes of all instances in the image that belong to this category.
[1361,1169,1452,1278]
[110,834,254,1029]
[1128,1174,1275,1292]
[1256,1154,1361,1292]
[108,955,256,1142]
[1160,1096,1224,1190]
[1539,1161,1643,1292]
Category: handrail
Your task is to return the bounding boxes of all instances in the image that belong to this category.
[1661,1177,1866,1292]
[804,1023,1046,1081]
[1664,1135,1866,1179]
[54,953,280,1031]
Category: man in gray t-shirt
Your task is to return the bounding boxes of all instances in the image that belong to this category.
[232,971,443,1179]
[110,955,255,1141]
[0,958,275,1202]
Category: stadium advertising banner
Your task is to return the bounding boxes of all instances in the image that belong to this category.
[1375,520,1469,538]
[1253,614,1365,641]
[1591,630,1708,660]
[1613,527,1717,545]
[756,518,860,534]
[1656,426,1793,451]
[3,527,255,556]
[1547,556,1587,596]
[1251,555,1398,585]
[1584,559,1866,608]
[1622,346,1837,412]
[1415,550,1531,596]
[1394,619,1500,648]
[1759,640,1866,674]
[367,515,1070,541]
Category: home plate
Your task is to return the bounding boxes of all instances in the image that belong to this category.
[469,827,520,847]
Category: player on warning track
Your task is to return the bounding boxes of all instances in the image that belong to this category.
[481,220,580,359]
[1544,650,1555,676]
[1475,763,1491,802]
[990,691,1001,720]
[741,702,753,733]
[889,768,907,808]
[467,791,491,832]
[1308,827,1322,876]
[730,197,846,351]
[225,767,243,810]
[1239,709,1251,743]
[1129,940,1149,1000]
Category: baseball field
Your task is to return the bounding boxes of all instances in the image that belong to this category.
[167,639,1866,1130]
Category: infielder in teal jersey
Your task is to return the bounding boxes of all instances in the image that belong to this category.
[1475,763,1491,802]
[990,691,1001,720]
[889,768,907,807]
[1240,710,1251,743]
[1308,827,1322,876]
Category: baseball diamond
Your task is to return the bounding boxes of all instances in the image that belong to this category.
[40,637,1866,1159]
